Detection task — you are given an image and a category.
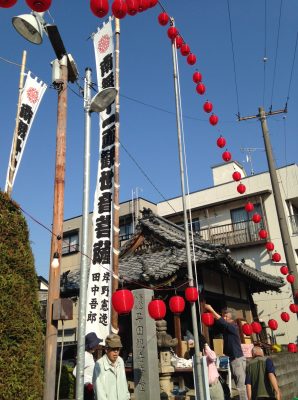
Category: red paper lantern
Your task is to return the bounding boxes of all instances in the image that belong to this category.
[167,26,178,40]
[288,343,297,353]
[112,0,127,18]
[169,295,185,314]
[202,312,214,327]
[268,319,278,331]
[112,289,134,314]
[272,252,281,262]
[209,114,219,126]
[232,171,241,181]
[265,241,274,251]
[196,82,206,95]
[252,213,262,224]
[251,321,262,334]
[126,0,138,15]
[237,183,246,194]
[193,71,202,83]
[25,0,51,12]
[258,229,268,239]
[180,43,190,56]
[0,0,17,7]
[245,202,254,213]
[175,35,183,49]
[289,303,298,313]
[138,0,149,12]
[287,274,295,284]
[149,0,157,7]
[148,299,166,320]
[222,150,232,162]
[280,265,289,275]
[281,312,290,322]
[187,53,197,65]
[185,286,198,302]
[203,101,213,113]
[158,12,169,26]
[90,0,109,18]
[217,136,226,148]
[242,323,253,336]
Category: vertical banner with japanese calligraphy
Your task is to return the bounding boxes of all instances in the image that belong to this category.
[85,18,116,340]
[5,71,47,191]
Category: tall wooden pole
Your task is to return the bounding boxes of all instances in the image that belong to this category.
[6,50,27,196]
[43,56,68,400]
[111,17,121,332]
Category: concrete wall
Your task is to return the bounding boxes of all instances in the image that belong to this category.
[271,352,298,400]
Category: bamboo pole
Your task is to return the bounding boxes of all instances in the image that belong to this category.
[6,50,27,197]
[111,17,121,332]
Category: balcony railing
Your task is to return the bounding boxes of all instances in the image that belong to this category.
[199,220,265,247]
[289,214,298,234]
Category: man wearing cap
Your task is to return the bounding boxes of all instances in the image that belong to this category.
[73,332,102,400]
[205,304,247,400]
[93,334,130,400]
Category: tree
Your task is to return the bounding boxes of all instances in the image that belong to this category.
[0,192,43,399]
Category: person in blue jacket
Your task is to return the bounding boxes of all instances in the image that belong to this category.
[205,304,247,400]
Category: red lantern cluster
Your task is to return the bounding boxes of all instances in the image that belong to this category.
[185,286,199,302]
[281,312,290,322]
[280,265,289,275]
[217,136,226,148]
[201,312,215,327]
[237,183,246,194]
[258,229,268,240]
[181,43,190,56]
[175,35,183,49]
[242,323,253,336]
[203,101,213,113]
[287,274,295,284]
[126,0,138,15]
[111,0,127,18]
[148,299,166,320]
[251,321,262,334]
[0,0,17,7]
[169,295,185,314]
[112,289,134,314]
[222,150,232,162]
[167,26,178,40]
[289,303,298,313]
[90,0,109,18]
[268,319,278,331]
[272,252,281,262]
[25,0,51,11]
[288,343,297,353]
[245,202,254,213]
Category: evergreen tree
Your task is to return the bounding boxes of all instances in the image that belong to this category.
[0,192,43,399]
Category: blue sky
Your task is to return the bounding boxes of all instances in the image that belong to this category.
[1,0,298,278]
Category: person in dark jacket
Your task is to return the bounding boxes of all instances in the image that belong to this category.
[205,304,247,400]
[245,346,281,400]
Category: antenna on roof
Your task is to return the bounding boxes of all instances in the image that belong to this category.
[240,147,264,175]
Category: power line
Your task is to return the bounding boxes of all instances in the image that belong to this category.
[285,30,298,107]
[226,0,241,117]
[270,0,283,110]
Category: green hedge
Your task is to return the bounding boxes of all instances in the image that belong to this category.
[0,192,43,399]
[57,365,76,399]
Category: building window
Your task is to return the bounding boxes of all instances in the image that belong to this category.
[230,204,264,241]
[177,218,200,233]
[62,230,79,255]
[119,216,133,242]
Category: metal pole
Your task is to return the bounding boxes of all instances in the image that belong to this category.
[170,22,206,400]
[111,17,121,332]
[43,55,68,400]
[75,68,92,400]
[259,107,298,297]
[6,50,27,196]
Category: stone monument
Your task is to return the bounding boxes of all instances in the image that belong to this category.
[132,289,160,400]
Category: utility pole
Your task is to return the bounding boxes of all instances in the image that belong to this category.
[43,55,68,400]
[239,107,298,299]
